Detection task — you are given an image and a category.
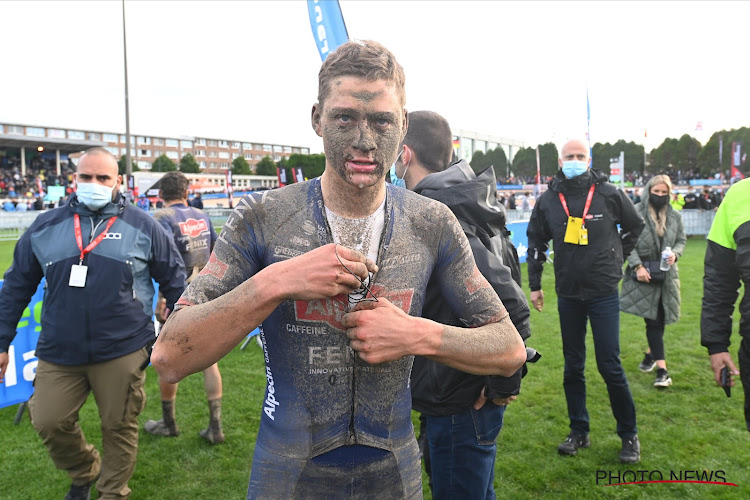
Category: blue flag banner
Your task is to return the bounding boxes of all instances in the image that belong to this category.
[507,220,530,264]
[0,280,43,408]
[307,0,349,61]
[0,278,162,409]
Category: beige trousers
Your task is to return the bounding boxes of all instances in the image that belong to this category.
[28,347,148,499]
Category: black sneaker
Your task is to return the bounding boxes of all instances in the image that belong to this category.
[64,473,99,500]
[638,352,656,372]
[557,432,590,455]
[654,368,673,387]
[619,435,641,463]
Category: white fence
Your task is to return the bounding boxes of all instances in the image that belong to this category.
[0,208,717,242]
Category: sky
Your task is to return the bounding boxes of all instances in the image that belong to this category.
[1,1,748,154]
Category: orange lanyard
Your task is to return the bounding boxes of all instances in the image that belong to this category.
[559,185,596,224]
[74,214,117,263]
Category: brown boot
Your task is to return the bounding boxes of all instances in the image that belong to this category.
[199,398,225,444]
[144,400,179,437]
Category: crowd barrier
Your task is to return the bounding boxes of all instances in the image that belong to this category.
[0,207,717,242]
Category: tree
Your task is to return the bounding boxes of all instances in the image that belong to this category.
[592,140,645,176]
[280,153,326,179]
[117,155,139,175]
[510,147,536,178]
[179,153,201,173]
[538,142,559,177]
[470,147,508,178]
[470,150,486,169]
[232,156,252,175]
[485,147,508,178]
[697,127,750,177]
[152,154,177,172]
[255,156,277,176]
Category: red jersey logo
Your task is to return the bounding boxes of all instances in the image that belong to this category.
[200,253,228,280]
[178,218,209,238]
[295,285,414,330]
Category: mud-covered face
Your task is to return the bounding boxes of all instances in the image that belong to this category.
[312,76,406,190]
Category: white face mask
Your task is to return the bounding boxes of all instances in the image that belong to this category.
[76,181,117,210]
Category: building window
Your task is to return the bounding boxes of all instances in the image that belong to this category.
[45,129,64,138]
[302,148,310,155]
[137,136,151,145]
[255,154,263,160]
[219,152,229,159]
[242,142,251,149]
[180,140,193,149]
[165,139,179,148]
[232,141,240,149]
[195,138,206,146]
[105,147,119,156]
[26,127,45,137]
[207,140,218,147]
[121,148,136,157]
[166,151,179,159]
[153,138,164,146]
[195,150,206,157]
[68,130,85,140]
[218,140,229,148]
[273,145,283,152]
[88,132,101,141]
[210,162,217,168]
[274,155,281,161]
[244,153,252,160]
[263,144,272,152]
[137,161,151,169]
[220,162,230,168]
[209,151,218,158]
[199,161,207,168]
[119,135,135,144]
[103,133,118,143]
[283,146,292,153]
[140,149,151,157]
[5,125,23,135]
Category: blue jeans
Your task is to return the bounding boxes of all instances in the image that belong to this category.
[558,292,637,438]
[425,403,506,500]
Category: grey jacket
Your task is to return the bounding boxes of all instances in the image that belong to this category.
[620,180,687,323]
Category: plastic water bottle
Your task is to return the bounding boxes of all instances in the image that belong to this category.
[660,246,672,272]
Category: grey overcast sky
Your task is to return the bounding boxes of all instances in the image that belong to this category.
[1,1,748,153]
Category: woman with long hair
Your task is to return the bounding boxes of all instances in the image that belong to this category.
[621,174,687,387]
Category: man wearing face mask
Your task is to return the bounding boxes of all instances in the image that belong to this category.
[0,147,186,500]
[526,139,644,463]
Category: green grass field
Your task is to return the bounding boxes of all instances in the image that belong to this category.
[1,237,747,499]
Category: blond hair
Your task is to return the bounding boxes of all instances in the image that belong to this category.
[317,40,406,108]
[647,174,673,237]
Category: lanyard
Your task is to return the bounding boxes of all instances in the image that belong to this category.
[559,184,596,223]
[74,214,117,263]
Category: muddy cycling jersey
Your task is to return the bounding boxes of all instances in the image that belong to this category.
[175,178,508,496]
[153,203,217,282]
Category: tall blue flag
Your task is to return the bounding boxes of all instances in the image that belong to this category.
[586,88,592,157]
[308,0,349,61]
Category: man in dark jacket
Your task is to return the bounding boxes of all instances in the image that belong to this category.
[701,177,750,432]
[527,139,644,464]
[396,111,531,499]
[0,147,186,500]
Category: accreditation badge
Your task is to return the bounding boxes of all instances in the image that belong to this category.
[69,264,88,288]
[564,216,583,245]
[579,226,589,245]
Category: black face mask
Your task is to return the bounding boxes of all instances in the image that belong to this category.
[649,193,669,208]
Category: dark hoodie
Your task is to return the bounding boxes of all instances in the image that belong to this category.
[527,168,644,300]
[410,159,531,415]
